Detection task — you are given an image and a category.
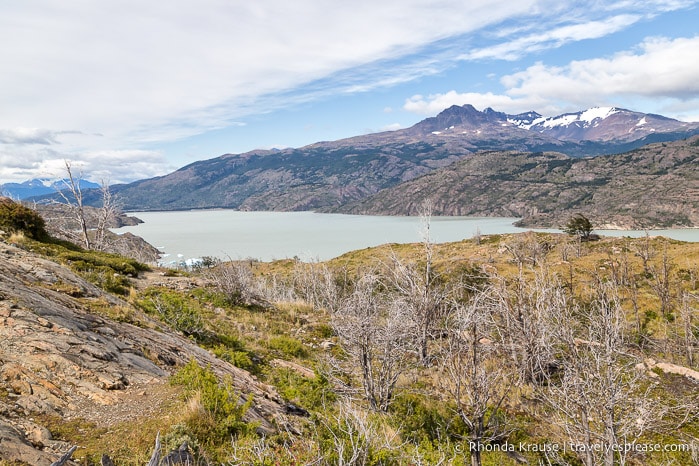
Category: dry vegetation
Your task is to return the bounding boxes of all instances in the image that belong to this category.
[1,196,698,465]
[122,231,699,465]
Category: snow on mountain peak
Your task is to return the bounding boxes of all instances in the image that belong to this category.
[527,106,621,130]
[579,107,619,123]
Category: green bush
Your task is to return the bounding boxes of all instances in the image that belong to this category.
[389,393,466,444]
[59,250,148,275]
[170,359,253,446]
[264,367,334,410]
[268,335,308,358]
[77,264,132,295]
[138,290,204,338]
[0,200,49,240]
[212,344,257,374]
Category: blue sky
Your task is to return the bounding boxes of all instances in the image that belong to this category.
[1,0,698,184]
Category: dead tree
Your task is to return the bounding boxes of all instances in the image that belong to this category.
[204,261,270,309]
[292,261,346,313]
[381,201,450,366]
[317,397,403,465]
[439,290,513,466]
[50,446,77,466]
[53,161,118,251]
[633,233,655,275]
[675,291,698,369]
[92,180,119,251]
[493,267,565,384]
[57,160,91,249]
[649,243,674,319]
[385,251,448,366]
[330,272,415,411]
[539,281,663,466]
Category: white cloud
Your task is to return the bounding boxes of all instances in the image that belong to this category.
[0,146,169,184]
[380,123,403,132]
[0,0,541,143]
[405,35,699,121]
[503,35,699,106]
[462,14,642,61]
[0,128,60,145]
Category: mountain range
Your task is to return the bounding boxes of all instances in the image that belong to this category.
[31,104,699,228]
[1,178,100,200]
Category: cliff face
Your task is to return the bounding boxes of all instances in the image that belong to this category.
[0,239,286,464]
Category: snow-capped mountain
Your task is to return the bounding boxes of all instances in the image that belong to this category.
[0,178,100,200]
[410,104,699,144]
[508,106,695,142]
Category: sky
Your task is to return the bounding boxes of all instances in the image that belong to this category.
[1,0,699,184]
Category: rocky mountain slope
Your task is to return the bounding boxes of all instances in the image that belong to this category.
[335,136,699,229]
[0,236,291,464]
[67,105,699,213]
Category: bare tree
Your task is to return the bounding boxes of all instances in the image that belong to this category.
[92,180,119,251]
[57,160,91,249]
[493,267,566,384]
[675,291,698,369]
[502,231,551,270]
[649,242,674,319]
[330,272,415,411]
[385,251,448,366]
[49,161,119,251]
[204,261,270,309]
[633,232,656,275]
[439,290,513,466]
[317,397,403,465]
[293,261,346,313]
[539,281,663,466]
[381,201,450,365]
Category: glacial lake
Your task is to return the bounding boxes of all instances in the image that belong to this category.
[112,210,699,264]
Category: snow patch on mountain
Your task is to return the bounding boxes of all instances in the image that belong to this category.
[524,107,621,130]
[579,107,619,123]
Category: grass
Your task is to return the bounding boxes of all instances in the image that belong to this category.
[12,235,150,295]
[4,229,699,465]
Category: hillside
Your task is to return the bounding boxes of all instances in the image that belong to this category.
[1,198,698,465]
[0,218,302,464]
[335,136,699,229]
[59,104,699,213]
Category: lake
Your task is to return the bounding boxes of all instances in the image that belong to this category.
[112,210,699,264]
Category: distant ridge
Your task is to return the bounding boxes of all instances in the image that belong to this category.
[1,178,100,200]
[334,136,699,230]
[40,105,699,225]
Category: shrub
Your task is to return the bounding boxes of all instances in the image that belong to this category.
[211,344,257,374]
[0,199,49,240]
[268,335,308,358]
[76,264,132,295]
[264,367,335,410]
[58,250,148,275]
[138,290,204,338]
[170,359,253,447]
[389,393,466,444]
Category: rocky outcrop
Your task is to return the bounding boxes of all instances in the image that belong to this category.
[0,240,288,464]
